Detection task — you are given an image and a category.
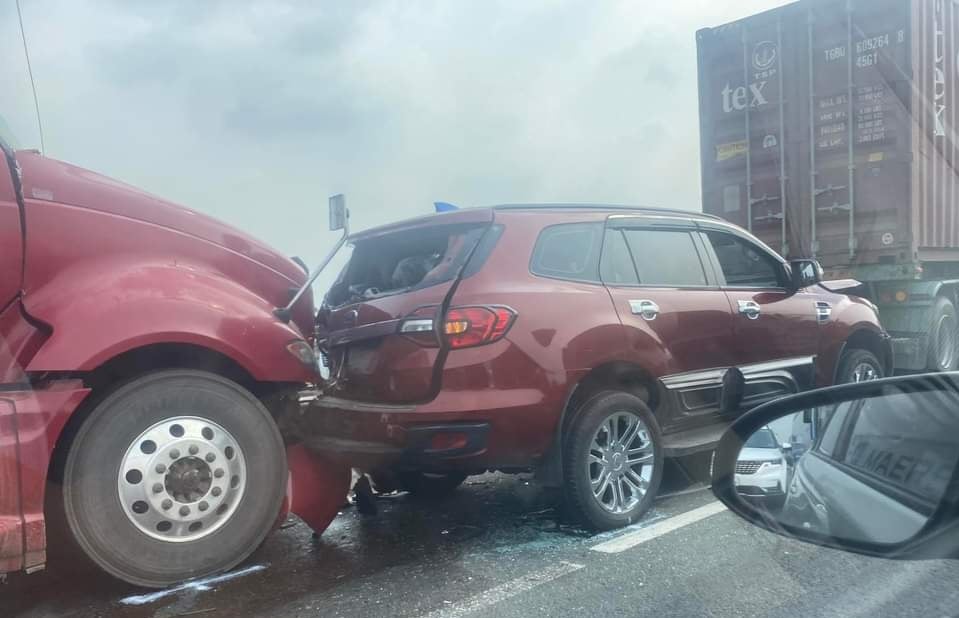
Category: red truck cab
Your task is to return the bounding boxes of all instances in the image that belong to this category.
[0,135,347,587]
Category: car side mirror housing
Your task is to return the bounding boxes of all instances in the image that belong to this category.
[788,258,823,289]
[780,442,792,451]
[712,372,959,560]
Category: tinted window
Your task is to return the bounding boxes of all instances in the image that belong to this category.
[622,229,707,287]
[530,223,603,281]
[600,230,639,285]
[706,231,784,288]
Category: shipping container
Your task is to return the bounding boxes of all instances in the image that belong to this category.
[697,0,959,372]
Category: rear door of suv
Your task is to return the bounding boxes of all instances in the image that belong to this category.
[600,215,738,427]
[319,209,496,404]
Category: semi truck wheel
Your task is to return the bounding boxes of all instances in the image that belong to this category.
[836,349,884,383]
[927,297,958,372]
[563,391,663,531]
[63,370,287,588]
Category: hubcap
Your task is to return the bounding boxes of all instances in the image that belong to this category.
[851,362,879,382]
[118,416,246,542]
[936,314,957,369]
[588,411,655,514]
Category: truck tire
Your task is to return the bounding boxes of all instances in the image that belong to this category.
[563,391,663,531]
[397,471,468,498]
[927,297,958,372]
[836,348,884,383]
[63,370,287,588]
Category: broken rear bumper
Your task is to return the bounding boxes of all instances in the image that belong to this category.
[291,389,545,471]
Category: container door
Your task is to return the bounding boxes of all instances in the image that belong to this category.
[601,219,738,424]
[802,0,913,271]
[319,210,494,404]
[0,397,24,573]
[0,152,22,311]
[700,228,818,394]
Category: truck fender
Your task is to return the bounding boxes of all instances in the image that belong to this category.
[23,262,312,382]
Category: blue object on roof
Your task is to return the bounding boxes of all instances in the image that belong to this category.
[434,202,459,212]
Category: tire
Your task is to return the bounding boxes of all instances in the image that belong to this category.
[835,348,884,384]
[397,471,468,498]
[563,391,663,530]
[63,370,288,588]
[927,297,958,372]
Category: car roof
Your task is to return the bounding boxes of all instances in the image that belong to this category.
[492,203,721,221]
[350,203,721,241]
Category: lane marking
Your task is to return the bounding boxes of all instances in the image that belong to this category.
[119,564,267,606]
[656,484,710,500]
[421,561,584,618]
[590,501,727,554]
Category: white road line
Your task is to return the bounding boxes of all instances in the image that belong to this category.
[421,561,585,618]
[119,564,267,606]
[590,501,727,554]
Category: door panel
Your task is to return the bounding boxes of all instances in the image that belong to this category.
[701,229,819,390]
[601,227,738,426]
[0,153,22,309]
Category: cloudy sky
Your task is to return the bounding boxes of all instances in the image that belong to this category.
[1,0,788,289]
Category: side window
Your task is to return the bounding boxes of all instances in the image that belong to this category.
[622,229,707,287]
[705,231,785,288]
[600,230,639,285]
[530,223,603,282]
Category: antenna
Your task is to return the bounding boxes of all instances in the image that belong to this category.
[16,0,45,155]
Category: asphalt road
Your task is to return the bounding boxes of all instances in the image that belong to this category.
[5,458,959,618]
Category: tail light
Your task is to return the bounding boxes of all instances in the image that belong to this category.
[443,306,516,349]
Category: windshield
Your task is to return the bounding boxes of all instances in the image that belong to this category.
[4,1,959,617]
[745,427,779,449]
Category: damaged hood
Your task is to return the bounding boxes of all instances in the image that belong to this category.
[15,150,305,285]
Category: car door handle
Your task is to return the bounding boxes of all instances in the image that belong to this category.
[737,300,761,320]
[629,299,660,321]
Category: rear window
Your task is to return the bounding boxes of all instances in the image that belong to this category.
[325,224,488,307]
[530,223,603,282]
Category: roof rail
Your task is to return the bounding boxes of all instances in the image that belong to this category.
[492,203,721,220]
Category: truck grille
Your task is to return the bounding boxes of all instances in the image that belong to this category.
[735,461,762,475]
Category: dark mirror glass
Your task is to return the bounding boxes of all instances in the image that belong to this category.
[734,386,959,545]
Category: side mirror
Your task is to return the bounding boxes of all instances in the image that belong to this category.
[713,373,959,560]
[781,442,792,451]
[788,258,823,289]
[329,194,348,232]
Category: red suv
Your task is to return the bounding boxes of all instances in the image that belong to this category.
[294,204,891,529]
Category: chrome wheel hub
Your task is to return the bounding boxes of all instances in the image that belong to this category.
[118,416,246,542]
[851,362,879,382]
[588,411,655,514]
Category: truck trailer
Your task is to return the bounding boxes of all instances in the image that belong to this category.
[698,0,959,371]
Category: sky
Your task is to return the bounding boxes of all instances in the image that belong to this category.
[1,0,789,291]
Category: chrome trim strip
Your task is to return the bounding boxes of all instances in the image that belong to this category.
[660,356,816,390]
